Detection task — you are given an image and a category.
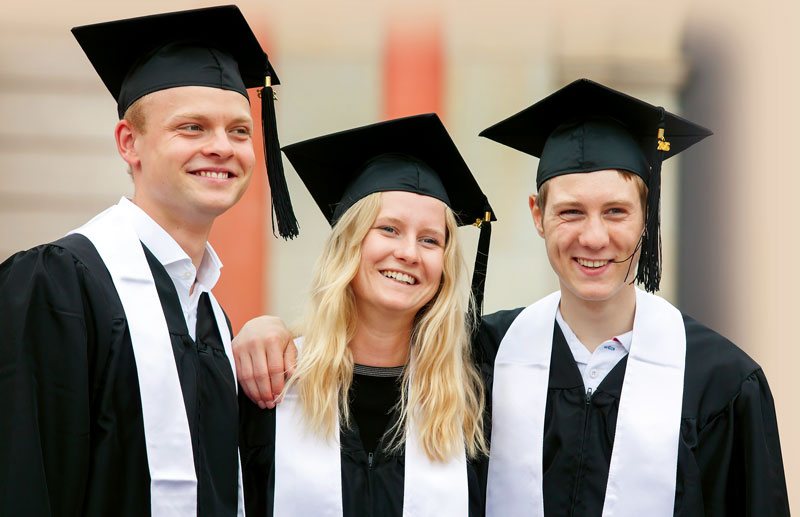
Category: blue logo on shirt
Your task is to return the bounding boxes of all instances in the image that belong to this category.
[604,345,616,351]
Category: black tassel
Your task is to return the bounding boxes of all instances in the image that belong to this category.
[636,109,666,292]
[261,80,299,239]
[468,218,492,337]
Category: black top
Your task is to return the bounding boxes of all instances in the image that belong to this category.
[240,365,485,516]
[0,234,239,516]
[473,308,790,516]
[350,365,404,455]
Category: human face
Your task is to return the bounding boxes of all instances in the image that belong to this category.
[531,169,644,304]
[351,191,447,322]
[128,86,255,230]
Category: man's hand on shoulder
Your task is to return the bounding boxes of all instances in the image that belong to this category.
[233,315,296,409]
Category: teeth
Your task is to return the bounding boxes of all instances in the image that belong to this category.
[381,270,416,285]
[577,258,608,268]
[198,170,230,179]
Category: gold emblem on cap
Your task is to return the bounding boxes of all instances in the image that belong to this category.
[473,211,492,228]
[657,128,671,152]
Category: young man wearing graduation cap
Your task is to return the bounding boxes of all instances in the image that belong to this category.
[476,78,789,516]
[0,6,295,517]
[233,79,789,516]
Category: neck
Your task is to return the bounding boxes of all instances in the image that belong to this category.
[349,305,414,367]
[130,197,212,270]
[559,285,636,353]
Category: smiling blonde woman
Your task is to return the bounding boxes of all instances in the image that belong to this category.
[239,114,495,517]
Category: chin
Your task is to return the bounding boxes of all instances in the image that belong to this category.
[563,280,628,303]
[375,296,427,318]
[196,195,240,216]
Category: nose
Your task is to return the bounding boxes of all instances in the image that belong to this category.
[202,128,234,159]
[578,214,610,249]
[393,235,420,264]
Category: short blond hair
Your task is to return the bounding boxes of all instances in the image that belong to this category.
[121,96,150,177]
[123,95,149,134]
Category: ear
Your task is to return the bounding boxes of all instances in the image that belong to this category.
[115,119,141,169]
[529,194,545,238]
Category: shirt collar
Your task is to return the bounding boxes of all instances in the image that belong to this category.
[555,307,632,364]
[117,197,222,292]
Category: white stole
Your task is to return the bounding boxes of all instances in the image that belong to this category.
[486,289,685,516]
[72,202,245,517]
[273,339,469,516]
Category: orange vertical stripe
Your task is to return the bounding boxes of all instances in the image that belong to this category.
[384,14,443,119]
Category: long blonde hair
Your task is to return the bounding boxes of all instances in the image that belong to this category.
[288,191,486,461]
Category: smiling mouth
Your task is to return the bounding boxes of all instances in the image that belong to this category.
[381,270,417,285]
[575,258,611,269]
[190,170,234,179]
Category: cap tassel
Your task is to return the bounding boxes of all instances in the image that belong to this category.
[469,212,492,333]
[260,74,299,239]
[637,110,667,292]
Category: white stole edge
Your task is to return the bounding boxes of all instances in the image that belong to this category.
[72,204,197,517]
[402,416,468,517]
[486,291,560,517]
[273,338,343,517]
[601,289,685,517]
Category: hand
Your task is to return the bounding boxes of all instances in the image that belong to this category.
[233,315,297,409]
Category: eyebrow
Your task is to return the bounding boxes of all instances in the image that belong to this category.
[171,113,253,125]
[550,198,637,208]
[377,216,446,240]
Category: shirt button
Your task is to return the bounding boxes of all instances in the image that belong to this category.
[590,369,598,378]
[183,272,192,280]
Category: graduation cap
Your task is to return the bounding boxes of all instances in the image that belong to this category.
[480,78,712,292]
[71,5,298,239]
[283,113,496,315]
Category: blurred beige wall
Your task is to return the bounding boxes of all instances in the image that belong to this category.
[1,0,796,508]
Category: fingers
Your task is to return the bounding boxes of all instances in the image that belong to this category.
[232,314,293,409]
[250,348,275,408]
[235,348,269,409]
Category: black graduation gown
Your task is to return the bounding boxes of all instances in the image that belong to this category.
[474,308,790,517]
[239,372,486,516]
[0,234,239,516]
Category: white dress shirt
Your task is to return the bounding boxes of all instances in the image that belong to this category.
[556,308,632,395]
[118,197,222,340]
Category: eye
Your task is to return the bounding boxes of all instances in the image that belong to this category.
[559,209,582,219]
[377,225,397,234]
[179,124,203,133]
[231,127,252,137]
[420,237,442,247]
[606,207,628,217]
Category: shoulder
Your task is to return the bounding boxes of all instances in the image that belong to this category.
[474,307,526,364]
[2,234,103,274]
[683,313,760,379]
[1,234,118,313]
[681,313,764,421]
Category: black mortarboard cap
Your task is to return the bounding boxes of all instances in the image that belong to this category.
[283,113,495,315]
[72,5,298,239]
[480,78,712,292]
